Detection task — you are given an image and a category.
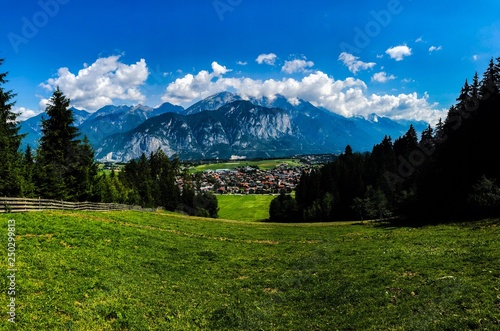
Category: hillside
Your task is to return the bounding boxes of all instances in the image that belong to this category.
[1,211,498,330]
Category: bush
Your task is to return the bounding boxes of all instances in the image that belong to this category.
[269,192,299,222]
[467,175,500,215]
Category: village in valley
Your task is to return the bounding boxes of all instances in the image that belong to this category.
[185,164,310,195]
[101,155,336,196]
[176,155,337,195]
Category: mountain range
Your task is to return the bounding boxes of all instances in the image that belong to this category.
[19,92,428,162]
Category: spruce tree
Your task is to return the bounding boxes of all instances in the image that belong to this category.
[419,124,435,156]
[71,135,99,201]
[136,153,154,207]
[479,58,499,98]
[368,135,397,192]
[0,59,24,197]
[456,79,471,118]
[394,124,419,158]
[420,125,434,145]
[150,149,180,210]
[434,118,445,143]
[494,57,500,90]
[471,72,480,100]
[22,145,36,197]
[34,88,94,200]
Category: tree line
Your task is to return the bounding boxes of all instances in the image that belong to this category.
[0,59,218,218]
[270,57,500,224]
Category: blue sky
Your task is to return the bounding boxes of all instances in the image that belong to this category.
[1,0,499,124]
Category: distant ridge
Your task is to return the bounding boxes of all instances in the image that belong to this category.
[20,92,428,161]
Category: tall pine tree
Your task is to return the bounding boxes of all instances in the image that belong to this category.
[471,72,480,100]
[71,136,99,201]
[494,57,500,90]
[22,145,36,197]
[0,59,24,197]
[34,88,97,200]
[479,58,499,98]
[394,124,419,158]
[35,88,77,199]
[149,149,180,211]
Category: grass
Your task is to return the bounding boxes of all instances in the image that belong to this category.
[191,158,302,172]
[0,211,499,330]
[217,194,276,221]
[97,163,124,176]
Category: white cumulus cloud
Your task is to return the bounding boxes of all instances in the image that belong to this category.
[281,59,314,74]
[40,55,149,111]
[371,72,396,83]
[429,45,443,52]
[386,45,412,61]
[256,53,278,65]
[211,61,231,76]
[161,61,240,106]
[338,52,376,74]
[14,107,38,121]
[161,61,444,124]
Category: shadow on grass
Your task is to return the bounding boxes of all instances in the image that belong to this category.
[372,213,500,229]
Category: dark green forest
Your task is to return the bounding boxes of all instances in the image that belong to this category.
[0,58,218,218]
[270,57,500,224]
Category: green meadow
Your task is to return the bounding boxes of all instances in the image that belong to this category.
[0,211,499,330]
[190,158,302,173]
[217,194,276,221]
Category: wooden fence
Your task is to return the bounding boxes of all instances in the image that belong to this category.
[0,197,150,213]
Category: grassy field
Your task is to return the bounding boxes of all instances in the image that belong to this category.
[97,163,124,176]
[217,194,276,221]
[1,211,499,330]
[191,158,302,172]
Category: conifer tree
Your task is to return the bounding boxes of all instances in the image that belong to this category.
[434,118,445,140]
[471,72,480,100]
[136,153,154,207]
[444,105,462,132]
[0,59,24,197]
[34,88,96,200]
[419,124,435,156]
[394,124,419,158]
[71,135,99,201]
[494,57,500,90]
[149,149,180,210]
[479,58,499,98]
[22,145,36,197]
[456,78,481,120]
[369,135,397,191]
[456,79,471,117]
[420,125,434,145]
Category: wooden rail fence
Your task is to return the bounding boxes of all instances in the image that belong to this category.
[0,197,149,213]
